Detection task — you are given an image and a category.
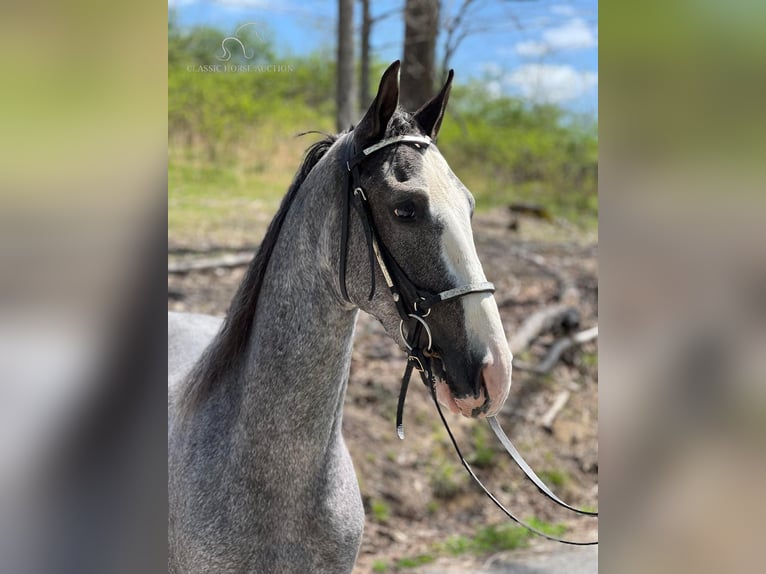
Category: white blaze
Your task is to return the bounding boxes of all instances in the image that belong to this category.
[422,149,512,416]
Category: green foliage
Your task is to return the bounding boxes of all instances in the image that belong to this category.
[370,499,390,523]
[443,534,473,555]
[526,517,568,538]
[168,23,598,245]
[580,351,598,369]
[468,424,496,468]
[472,523,530,552]
[440,83,598,227]
[538,469,570,489]
[372,559,389,572]
[430,460,465,499]
[442,519,566,555]
[395,554,436,568]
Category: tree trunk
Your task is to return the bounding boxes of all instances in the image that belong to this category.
[401,0,439,111]
[359,0,372,109]
[336,0,356,131]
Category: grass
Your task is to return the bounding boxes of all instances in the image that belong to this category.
[442,519,567,556]
[468,424,496,468]
[429,460,465,499]
[580,351,599,369]
[168,96,597,247]
[168,137,301,246]
[395,554,436,569]
[538,469,570,489]
[370,499,390,523]
[371,519,568,571]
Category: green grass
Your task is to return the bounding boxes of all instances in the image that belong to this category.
[430,460,465,499]
[372,559,388,573]
[580,351,599,369]
[168,156,285,245]
[442,519,567,555]
[395,554,436,568]
[168,27,597,246]
[538,469,570,489]
[468,424,496,468]
[370,499,390,523]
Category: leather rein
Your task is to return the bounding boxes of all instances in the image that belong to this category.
[338,133,598,546]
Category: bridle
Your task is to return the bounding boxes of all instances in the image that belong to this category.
[338,132,598,546]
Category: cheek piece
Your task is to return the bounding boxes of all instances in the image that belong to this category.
[338,132,598,545]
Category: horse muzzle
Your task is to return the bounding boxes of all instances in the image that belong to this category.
[436,346,512,418]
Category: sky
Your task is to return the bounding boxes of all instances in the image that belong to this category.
[169,0,598,116]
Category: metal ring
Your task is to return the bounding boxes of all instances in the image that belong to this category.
[398,314,433,352]
[413,299,431,317]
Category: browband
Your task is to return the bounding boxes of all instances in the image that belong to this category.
[338,131,598,545]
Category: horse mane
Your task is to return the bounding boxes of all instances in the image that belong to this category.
[179,132,338,415]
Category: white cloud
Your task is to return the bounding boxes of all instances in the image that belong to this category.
[486,80,502,99]
[481,62,503,77]
[514,17,597,59]
[505,64,598,104]
[551,4,577,17]
[543,18,597,51]
[515,40,549,57]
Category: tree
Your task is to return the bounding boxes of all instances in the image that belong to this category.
[336,0,356,131]
[439,0,529,82]
[400,0,439,111]
[359,0,372,109]
[359,1,402,110]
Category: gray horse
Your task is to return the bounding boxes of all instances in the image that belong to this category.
[168,61,513,573]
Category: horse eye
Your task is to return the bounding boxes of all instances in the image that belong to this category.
[393,202,416,220]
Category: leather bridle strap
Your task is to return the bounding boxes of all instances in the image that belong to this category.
[430,384,599,546]
[488,416,598,517]
[415,282,496,314]
[339,132,597,545]
[395,317,598,545]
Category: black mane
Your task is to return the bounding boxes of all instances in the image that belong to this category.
[179,110,421,413]
[180,133,337,413]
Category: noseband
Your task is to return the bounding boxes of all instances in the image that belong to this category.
[339,133,597,545]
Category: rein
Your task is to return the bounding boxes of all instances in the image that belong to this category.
[338,133,598,545]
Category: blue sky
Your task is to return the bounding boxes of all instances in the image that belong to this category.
[169,0,597,116]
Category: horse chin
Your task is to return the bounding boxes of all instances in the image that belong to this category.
[434,379,461,415]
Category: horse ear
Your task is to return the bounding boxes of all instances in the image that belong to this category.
[355,60,400,149]
[413,69,454,139]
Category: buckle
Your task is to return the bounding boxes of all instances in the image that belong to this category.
[408,355,425,373]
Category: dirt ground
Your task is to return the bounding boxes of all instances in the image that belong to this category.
[168,210,599,573]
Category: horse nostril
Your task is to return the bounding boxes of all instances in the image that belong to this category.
[474,365,486,399]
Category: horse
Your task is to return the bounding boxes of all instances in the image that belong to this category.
[168,61,513,574]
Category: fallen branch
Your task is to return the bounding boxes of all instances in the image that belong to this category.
[509,304,580,355]
[168,244,259,256]
[540,390,571,430]
[515,326,598,376]
[168,253,253,274]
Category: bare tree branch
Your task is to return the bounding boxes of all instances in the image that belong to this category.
[540,390,570,430]
[509,304,579,355]
[168,253,253,274]
[514,326,598,375]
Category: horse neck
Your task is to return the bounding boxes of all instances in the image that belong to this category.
[232,146,357,459]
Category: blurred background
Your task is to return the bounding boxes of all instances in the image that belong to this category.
[168,0,598,247]
[0,0,763,572]
[168,1,599,573]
